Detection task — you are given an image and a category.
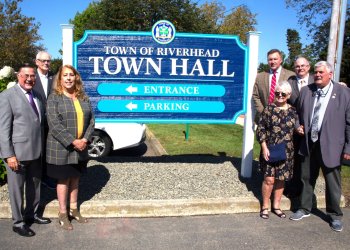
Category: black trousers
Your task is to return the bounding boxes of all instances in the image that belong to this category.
[299,139,343,220]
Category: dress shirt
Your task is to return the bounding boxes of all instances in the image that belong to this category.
[38,71,49,98]
[18,85,41,121]
[269,66,281,88]
[310,82,333,131]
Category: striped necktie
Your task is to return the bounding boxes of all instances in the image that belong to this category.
[268,70,277,104]
[310,89,323,142]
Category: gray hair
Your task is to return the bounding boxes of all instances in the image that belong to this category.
[276,81,292,94]
[314,61,333,73]
[36,51,51,60]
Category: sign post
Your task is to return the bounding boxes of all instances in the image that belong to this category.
[61,21,259,178]
[241,31,260,178]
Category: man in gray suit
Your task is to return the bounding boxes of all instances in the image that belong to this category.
[289,61,350,232]
[252,49,295,123]
[0,64,51,237]
[34,51,56,190]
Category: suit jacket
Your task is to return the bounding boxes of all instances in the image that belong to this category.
[0,84,44,161]
[34,69,54,105]
[296,81,350,167]
[288,74,314,107]
[253,67,295,123]
[46,93,95,165]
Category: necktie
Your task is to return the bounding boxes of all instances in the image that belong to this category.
[300,80,306,89]
[27,91,39,118]
[310,89,323,142]
[268,70,277,104]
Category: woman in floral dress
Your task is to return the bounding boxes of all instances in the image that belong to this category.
[256,81,298,219]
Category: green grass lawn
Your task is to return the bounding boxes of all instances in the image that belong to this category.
[147,123,350,206]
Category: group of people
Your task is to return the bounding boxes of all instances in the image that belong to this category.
[0,47,348,236]
[254,49,350,232]
[0,51,95,237]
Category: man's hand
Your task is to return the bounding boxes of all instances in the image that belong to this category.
[6,156,19,171]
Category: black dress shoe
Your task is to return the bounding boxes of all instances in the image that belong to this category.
[13,225,35,237]
[27,216,51,224]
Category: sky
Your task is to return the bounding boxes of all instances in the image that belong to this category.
[20,0,309,63]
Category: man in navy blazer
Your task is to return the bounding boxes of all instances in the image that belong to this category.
[0,64,51,237]
[290,61,350,232]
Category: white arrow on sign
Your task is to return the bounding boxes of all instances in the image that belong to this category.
[126,85,138,94]
[126,102,138,111]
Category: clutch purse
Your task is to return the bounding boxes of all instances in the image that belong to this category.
[267,142,287,163]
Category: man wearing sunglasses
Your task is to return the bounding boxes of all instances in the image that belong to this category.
[34,51,56,190]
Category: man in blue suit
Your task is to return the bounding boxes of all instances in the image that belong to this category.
[0,64,51,237]
[290,61,350,232]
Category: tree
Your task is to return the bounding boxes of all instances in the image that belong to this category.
[0,0,43,69]
[286,0,349,83]
[198,0,225,33]
[71,0,206,41]
[285,29,302,68]
[71,0,257,44]
[218,5,257,43]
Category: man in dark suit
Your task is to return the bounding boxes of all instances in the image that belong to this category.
[34,51,56,189]
[289,61,350,232]
[0,64,51,237]
[288,56,314,107]
[252,49,295,123]
[284,57,314,201]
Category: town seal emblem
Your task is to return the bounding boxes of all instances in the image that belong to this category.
[152,20,176,45]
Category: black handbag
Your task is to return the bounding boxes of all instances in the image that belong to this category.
[267,142,287,163]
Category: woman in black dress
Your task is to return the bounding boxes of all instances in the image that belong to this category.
[256,81,298,219]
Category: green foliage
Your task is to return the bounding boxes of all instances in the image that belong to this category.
[286,0,350,84]
[50,58,62,75]
[0,0,44,70]
[217,5,257,43]
[0,159,6,185]
[285,29,302,67]
[70,0,257,44]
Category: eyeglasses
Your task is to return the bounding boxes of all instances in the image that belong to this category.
[20,74,36,79]
[37,59,51,63]
[275,91,288,97]
[295,64,309,69]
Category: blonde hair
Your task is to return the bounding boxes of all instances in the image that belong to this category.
[54,64,88,100]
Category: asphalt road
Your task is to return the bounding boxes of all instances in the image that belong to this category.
[1,208,349,250]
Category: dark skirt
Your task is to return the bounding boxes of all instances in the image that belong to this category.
[47,161,88,180]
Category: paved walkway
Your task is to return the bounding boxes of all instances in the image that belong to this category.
[1,209,349,249]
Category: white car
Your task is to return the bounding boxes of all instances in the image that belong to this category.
[88,123,147,158]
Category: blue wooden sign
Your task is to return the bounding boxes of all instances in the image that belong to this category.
[74,20,248,123]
